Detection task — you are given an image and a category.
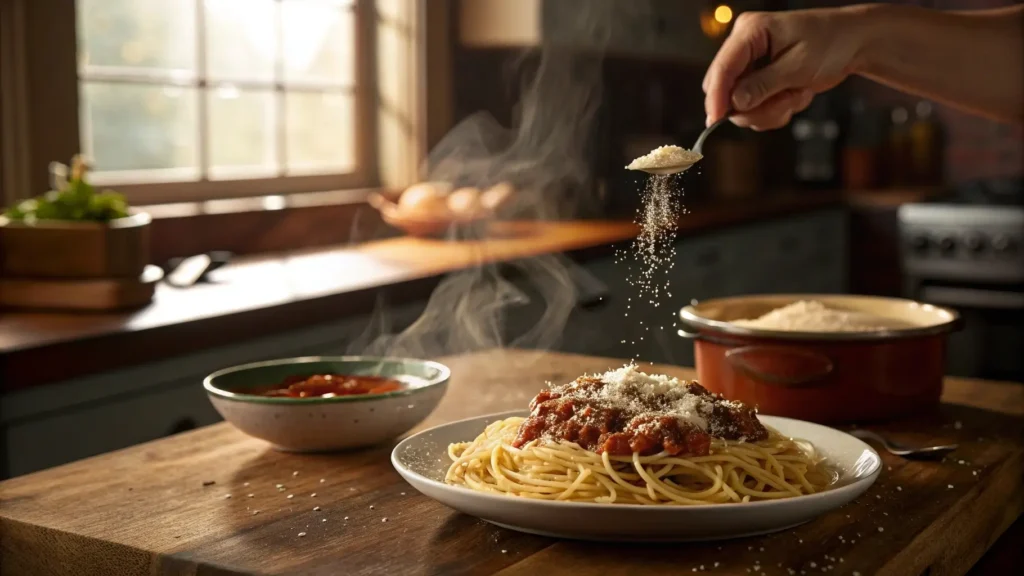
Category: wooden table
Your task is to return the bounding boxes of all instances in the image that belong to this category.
[1,349,1021,576]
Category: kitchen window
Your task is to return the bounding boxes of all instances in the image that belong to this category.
[76,0,375,204]
[2,0,439,210]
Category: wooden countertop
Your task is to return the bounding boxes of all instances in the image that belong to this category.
[1,349,1020,576]
[0,191,854,390]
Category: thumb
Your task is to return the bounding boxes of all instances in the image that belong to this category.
[731,59,800,112]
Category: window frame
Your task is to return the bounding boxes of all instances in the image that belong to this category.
[75,0,379,206]
[2,0,450,214]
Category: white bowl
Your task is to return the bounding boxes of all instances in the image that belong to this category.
[205,356,449,452]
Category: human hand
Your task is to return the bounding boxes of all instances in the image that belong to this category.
[703,7,866,130]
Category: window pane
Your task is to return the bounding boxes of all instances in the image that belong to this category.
[285,92,356,175]
[207,87,278,179]
[81,82,199,175]
[204,0,276,82]
[282,1,355,86]
[77,0,196,75]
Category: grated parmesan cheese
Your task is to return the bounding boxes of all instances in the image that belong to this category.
[597,365,711,430]
[626,145,702,170]
[732,300,909,332]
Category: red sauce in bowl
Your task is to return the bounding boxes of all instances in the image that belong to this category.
[251,374,405,398]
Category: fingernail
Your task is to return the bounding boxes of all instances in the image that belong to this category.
[705,115,712,127]
[733,91,751,110]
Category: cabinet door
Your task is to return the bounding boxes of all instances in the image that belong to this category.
[5,381,222,477]
[731,209,849,295]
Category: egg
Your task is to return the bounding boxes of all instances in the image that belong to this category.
[398,182,450,219]
[447,187,482,217]
[481,182,514,211]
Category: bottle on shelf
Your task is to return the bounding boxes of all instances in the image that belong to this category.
[886,106,912,186]
[909,100,944,185]
[841,97,881,190]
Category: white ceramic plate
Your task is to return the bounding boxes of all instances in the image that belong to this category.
[392,410,881,542]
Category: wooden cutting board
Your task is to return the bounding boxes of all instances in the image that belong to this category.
[0,350,1021,576]
[0,264,162,311]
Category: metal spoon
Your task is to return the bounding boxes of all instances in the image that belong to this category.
[632,110,733,176]
[849,429,958,460]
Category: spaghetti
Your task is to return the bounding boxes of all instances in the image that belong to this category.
[444,367,835,505]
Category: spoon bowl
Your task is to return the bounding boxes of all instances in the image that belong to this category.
[629,111,732,176]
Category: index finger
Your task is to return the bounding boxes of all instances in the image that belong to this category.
[703,15,771,124]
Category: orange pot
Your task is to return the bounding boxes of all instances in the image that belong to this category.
[679,295,962,424]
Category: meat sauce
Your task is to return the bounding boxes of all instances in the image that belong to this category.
[512,377,767,457]
[253,374,404,398]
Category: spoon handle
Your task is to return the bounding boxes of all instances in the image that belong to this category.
[692,109,733,156]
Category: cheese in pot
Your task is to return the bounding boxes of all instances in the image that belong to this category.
[731,300,915,332]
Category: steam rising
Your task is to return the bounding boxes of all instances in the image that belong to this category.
[351,3,630,360]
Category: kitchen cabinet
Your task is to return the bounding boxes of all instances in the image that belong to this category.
[1,301,428,478]
[460,0,764,62]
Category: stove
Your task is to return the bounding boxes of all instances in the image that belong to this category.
[898,178,1024,381]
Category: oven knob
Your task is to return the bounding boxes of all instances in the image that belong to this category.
[992,235,1018,254]
[965,234,987,253]
[909,235,930,253]
[937,236,957,255]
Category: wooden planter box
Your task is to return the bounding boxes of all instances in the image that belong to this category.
[0,212,151,279]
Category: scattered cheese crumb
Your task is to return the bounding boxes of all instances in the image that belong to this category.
[253,510,260,515]
[311,493,317,497]
[948,484,954,489]
[313,506,321,511]
[344,516,350,520]
[878,527,884,532]
[810,563,817,568]
[322,518,327,523]
[297,532,306,537]
[287,494,294,499]
[320,478,326,483]
[382,518,388,523]
[224,494,232,499]
[502,550,508,554]
[243,482,250,487]
[953,421,962,429]
[897,486,903,491]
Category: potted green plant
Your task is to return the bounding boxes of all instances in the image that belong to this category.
[0,155,151,278]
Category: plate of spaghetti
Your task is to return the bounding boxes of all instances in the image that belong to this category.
[391,365,881,541]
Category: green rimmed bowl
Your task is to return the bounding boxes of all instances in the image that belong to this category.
[204,356,450,452]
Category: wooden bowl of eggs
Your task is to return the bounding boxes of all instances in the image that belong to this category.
[368,182,515,238]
